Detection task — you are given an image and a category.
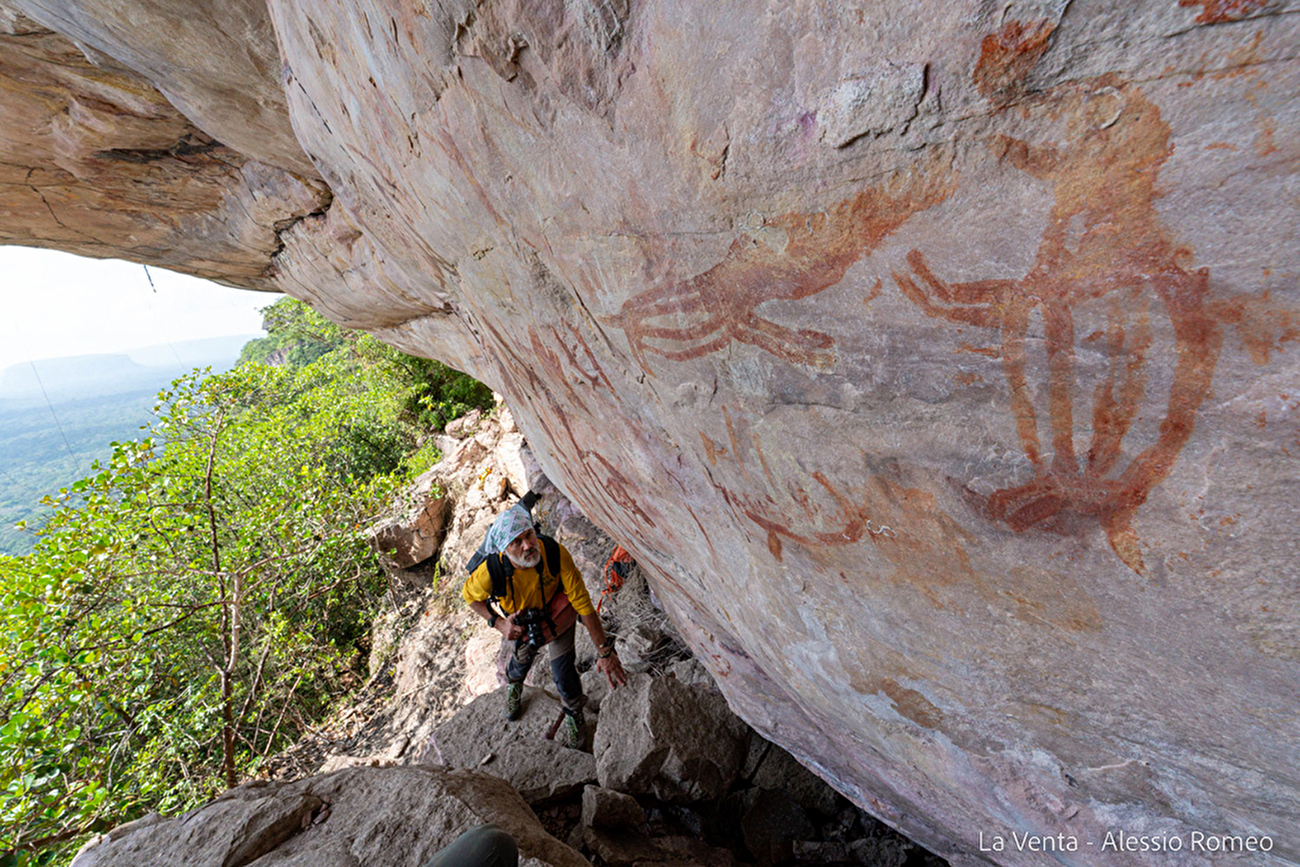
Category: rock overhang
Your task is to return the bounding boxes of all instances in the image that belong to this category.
[2,1,1298,864]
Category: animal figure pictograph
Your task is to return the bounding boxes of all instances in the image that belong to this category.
[894,78,1222,573]
[604,159,954,370]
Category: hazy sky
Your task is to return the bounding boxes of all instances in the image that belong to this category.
[0,246,279,372]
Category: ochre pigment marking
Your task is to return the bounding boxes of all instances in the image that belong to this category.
[742,472,899,562]
[972,19,1056,107]
[892,74,1299,573]
[876,678,944,730]
[1178,0,1269,24]
[528,327,659,529]
[863,278,883,306]
[1243,82,1281,157]
[550,322,616,394]
[603,154,955,370]
[483,318,657,532]
[707,408,984,592]
[1210,291,1300,364]
[1000,567,1103,632]
[700,432,726,465]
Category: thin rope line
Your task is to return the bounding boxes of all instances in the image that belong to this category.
[26,359,80,473]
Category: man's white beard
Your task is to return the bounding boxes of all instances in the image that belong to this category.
[507,549,541,569]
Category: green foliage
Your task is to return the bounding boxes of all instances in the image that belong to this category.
[238,298,494,433]
[236,297,344,368]
[0,317,494,865]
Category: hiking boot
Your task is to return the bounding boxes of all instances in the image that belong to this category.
[561,709,584,750]
[504,682,523,721]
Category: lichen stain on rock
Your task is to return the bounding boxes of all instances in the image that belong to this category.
[972,19,1056,108]
[603,152,956,371]
[1178,0,1271,25]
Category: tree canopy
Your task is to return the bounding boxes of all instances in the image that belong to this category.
[0,300,494,865]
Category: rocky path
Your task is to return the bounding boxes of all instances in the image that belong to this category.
[182,403,951,867]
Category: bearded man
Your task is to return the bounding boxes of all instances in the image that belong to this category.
[463,504,627,748]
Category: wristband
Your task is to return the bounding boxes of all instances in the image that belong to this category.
[597,641,616,659]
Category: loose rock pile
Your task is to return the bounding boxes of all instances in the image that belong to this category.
[423,643,949,866]
[70,765,589,867]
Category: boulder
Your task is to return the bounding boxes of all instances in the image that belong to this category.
[582,828,667,867]
[70,766,589,867]
[579,669,610,714]
[425,686,597,806]
[583,828,736,867]
[594,673,748,803]
[496,431,532,496]
[665,658,717,693]
[445,408,483,438]
[847,834,917,867]
[615,621,667,671]
[369,493,451,571]
[581,785,645,830]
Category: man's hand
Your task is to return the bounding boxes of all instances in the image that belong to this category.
[597,651,627,689]
[497,613,524,641]
[579,611,627,688]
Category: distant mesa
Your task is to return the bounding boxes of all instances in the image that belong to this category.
[0,334,257,401]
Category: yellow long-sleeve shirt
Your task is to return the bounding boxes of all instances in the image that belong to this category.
[462,541,596,616]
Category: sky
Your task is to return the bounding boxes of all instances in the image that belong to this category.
[0,246,279,372]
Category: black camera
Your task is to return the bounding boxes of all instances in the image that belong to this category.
[514,607,549,649]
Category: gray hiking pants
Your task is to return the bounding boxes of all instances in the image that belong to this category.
[505,624,584,713]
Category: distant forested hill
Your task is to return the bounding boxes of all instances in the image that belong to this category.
[0,335,256,554]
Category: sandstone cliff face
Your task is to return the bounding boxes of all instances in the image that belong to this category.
[3,1,1298,864]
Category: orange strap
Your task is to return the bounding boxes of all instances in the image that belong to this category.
[597,545,633,613]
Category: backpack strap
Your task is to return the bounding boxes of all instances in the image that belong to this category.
[485,552,514,605]
[539,533,561,581]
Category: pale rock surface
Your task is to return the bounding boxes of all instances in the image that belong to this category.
[594,672,749,803]
[4,2,1300,863]
[70,766,589,867]
[423,686,599,806]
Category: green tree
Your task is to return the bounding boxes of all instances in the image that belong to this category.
[1,306,496,865]
[239,297,494,433]
[236,297,344,368]
[0,357,410,864]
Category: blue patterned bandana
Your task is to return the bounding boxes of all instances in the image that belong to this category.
[487,505,534,554]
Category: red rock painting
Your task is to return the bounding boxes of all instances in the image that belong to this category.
[604,157,955,370]
[1178,0,1270,25]
[893,77,1222,573]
